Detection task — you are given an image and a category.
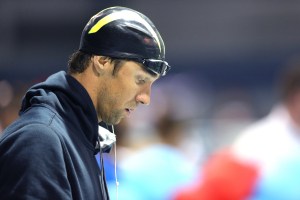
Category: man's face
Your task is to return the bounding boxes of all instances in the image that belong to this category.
[97,60,159,125]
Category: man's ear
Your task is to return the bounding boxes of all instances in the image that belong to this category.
[92,56,110,76]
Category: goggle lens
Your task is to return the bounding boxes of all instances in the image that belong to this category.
[141,59,171,76]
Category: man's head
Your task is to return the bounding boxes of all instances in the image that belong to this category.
[68,6,170,125]
[79,6,170,76]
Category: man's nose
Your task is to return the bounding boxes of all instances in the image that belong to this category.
[136,87,151,105]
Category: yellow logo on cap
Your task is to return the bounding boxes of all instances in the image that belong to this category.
[88,10,161,52]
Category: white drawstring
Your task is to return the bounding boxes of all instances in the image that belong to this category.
[111,125,119,200]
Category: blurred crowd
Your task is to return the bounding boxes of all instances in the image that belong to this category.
[0,80,30,133]
[2,56,300,200]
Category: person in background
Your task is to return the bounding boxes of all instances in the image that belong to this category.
[0,6,170,200]
[174,56,300,200]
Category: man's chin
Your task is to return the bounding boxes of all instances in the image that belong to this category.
[104,117,123,126]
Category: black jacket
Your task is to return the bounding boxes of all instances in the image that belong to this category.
[0,71,109,199]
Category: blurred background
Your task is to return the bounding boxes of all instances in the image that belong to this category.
[2,1,300,199]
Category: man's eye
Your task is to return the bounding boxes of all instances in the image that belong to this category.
[136,77,146,84]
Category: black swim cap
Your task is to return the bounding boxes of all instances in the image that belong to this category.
[79,6,170,76]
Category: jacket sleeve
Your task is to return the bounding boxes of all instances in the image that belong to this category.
[0,124,72,200]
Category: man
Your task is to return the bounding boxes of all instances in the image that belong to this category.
[0,6,170,200]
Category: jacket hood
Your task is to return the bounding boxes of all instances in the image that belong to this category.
[20,71,99,147]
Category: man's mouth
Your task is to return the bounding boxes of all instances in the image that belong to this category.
[125,108,134,117]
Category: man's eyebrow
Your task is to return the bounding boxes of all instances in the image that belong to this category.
[136,73,149,80]
[136,72,159,84]
[143,66,159,78]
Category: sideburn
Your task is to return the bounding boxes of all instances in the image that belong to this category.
[111,59,125,76]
